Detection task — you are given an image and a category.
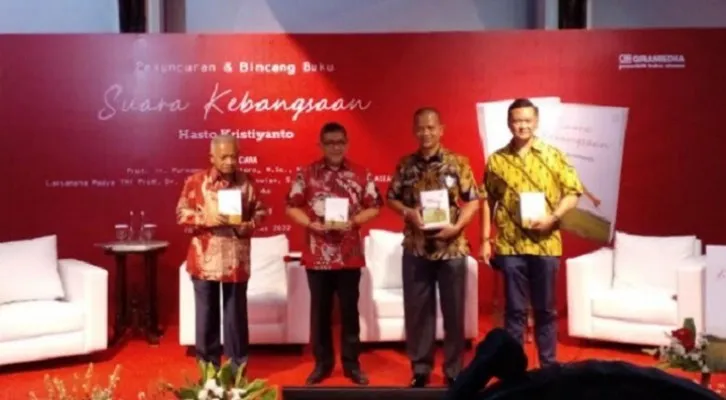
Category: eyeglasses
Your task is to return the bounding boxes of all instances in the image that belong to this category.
[322,140,347,147]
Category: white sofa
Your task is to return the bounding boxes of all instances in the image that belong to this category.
[567,231,705,346]
[179,234,310,345]
[359,230,479,343]
[0,235,108,366]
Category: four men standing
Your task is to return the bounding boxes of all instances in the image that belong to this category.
[177,98,582,385]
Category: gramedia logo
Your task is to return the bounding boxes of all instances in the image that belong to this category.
[619,54,633,64]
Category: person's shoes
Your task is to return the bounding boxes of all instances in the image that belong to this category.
[445,375,457,387]
[305,367,332,385]
[344,369,369,385]
[409,374,430,388]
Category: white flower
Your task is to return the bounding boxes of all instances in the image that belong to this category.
[212,386,224,397]
[204,379,219,390]
[672,343,686,356]
[197,390,209,400]
[703,365,711,373]
[689,353,700,361]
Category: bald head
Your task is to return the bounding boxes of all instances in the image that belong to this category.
[209,135,239,175]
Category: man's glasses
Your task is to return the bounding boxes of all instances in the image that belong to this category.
[322,140,347,147]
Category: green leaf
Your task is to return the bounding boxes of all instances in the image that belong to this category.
[218,362,235,387]
[177,388,199,399]
[244,379,269,394]
[258,388,278,400]
[684,318,697,336]
[204,362,217,381]
[235,363,248,387]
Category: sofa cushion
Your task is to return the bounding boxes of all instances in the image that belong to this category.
[368,230,404,289]
[613,232,696,295]
[591,288,677,326]
[249,235,288,296]
[0,235,65,305]
[372,288,404,318]
[0,300,84,342]
[247,293,286,324]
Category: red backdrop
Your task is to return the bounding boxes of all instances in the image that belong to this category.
[0,30,724,326]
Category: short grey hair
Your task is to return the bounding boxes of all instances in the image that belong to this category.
[210,134,238,153]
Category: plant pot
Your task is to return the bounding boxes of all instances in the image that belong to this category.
[700,372,711,387]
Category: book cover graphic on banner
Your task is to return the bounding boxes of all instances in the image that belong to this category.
[476,98,628,243]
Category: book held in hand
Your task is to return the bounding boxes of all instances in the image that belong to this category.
[420,189,451,230]
[217,188,243,225]
[519,191,546,228]
[324,197,349,229]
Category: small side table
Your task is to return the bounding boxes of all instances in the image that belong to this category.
[96,240,169,346]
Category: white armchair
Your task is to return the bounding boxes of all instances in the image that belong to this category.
[567,231,704,346]
[179,235,310,346]
[0,259,109,366]
[358,230,479,343]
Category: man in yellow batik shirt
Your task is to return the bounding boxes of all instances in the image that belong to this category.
[480,98,583,367]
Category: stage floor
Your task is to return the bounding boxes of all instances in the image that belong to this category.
[1,317,723,398]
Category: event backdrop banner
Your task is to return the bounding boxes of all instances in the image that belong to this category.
[477,98,628,242]
[1,31,724,320]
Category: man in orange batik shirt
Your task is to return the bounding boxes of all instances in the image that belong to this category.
[176,135,266,374]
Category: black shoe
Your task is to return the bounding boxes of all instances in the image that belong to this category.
[344,369,369,385]
[410,374,430,388]
[445,375,457,387]
[305,367,332,385]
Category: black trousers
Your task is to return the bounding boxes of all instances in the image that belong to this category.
[402,252,467,378]
[306,269,362,372]
[192,277,249,369]
[492,255,559,367]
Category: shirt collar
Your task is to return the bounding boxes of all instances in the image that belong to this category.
[317,158,350,171]
[208,167,241,185]
[415,146,445,163]
[507,137,544,154]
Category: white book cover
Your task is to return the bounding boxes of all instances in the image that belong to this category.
[420,189,451,230]
[324,197,349,227]
[519,192,546,227]
[217,189,242,216]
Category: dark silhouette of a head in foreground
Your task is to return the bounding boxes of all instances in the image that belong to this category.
[445,328,721,400]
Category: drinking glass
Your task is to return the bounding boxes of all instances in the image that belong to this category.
[115,224,130,241]
[141,223,157,241]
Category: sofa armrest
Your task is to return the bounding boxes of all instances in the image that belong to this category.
[465,256,479,339]
[677,255,706,332]
[285,261,310,344]
[566,248,613,338]
[58,259,108,352]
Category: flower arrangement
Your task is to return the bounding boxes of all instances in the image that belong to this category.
[28,363,121,400]
[644,318,710,374]
[160,360,278,400]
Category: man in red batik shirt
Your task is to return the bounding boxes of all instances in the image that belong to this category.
[176,135,266,373]
[286,122,383,386]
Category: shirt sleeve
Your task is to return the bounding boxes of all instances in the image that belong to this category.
[386,159,405,202]
[286,168,307,208]
[361,170,384,209]
[483,158,506,203]
[553,149,584,197]
[457,156,480,202]
[176,176,204,227]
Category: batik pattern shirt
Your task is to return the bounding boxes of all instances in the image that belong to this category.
[483,138,583,256]
[176,168,266,282]
[387,148,480,260]
[287,159,382,270]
